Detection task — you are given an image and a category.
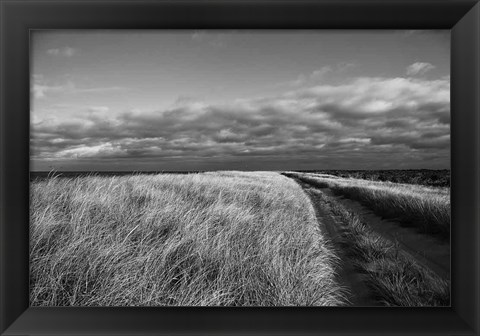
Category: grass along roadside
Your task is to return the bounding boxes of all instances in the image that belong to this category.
[307,188,450,306]
[30,171,346,306]
[284,172,450,240]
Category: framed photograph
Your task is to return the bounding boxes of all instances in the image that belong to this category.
[1,0,479,335]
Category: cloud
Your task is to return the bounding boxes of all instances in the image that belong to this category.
[191,31,207,42]
[400,30,421,38]
[88,106,109,114]
[277,63,357,89]
[276,66,332,88]
[406,62,435,76]
[31,76,450,169]
[46,47,77,57]
[191,31,229,48]
[310,66,332,81]
[32,83,67,99]
[31,77,127,99]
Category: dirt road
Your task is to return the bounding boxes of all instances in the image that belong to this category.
[290,176,451,305]
[295,177,451,280]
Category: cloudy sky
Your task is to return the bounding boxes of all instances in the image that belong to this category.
[31,30,450,171]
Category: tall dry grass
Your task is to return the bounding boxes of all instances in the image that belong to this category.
[284,172,450,239]
[30,171,345,306]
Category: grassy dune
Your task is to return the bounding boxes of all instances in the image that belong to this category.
[285,172,450,239]
[310,188,450,306]
[30,171,345,306]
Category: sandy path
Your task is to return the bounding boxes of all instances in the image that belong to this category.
[302,184,381,306]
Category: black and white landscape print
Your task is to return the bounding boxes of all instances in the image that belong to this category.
[30,30,450,306]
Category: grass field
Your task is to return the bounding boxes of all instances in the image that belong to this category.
[30,170,450,306]
[30,171,345,306]
[284,172,450,240]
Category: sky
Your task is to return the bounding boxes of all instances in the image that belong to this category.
[30,30,450,171]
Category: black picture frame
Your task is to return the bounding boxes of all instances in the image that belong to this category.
[1,0,479,335]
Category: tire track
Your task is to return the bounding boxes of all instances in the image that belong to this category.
[303,185,381,306]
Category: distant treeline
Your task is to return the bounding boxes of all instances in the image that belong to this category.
[298,170,450,187]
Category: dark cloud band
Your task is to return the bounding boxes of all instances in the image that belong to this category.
[31,76,450,170]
